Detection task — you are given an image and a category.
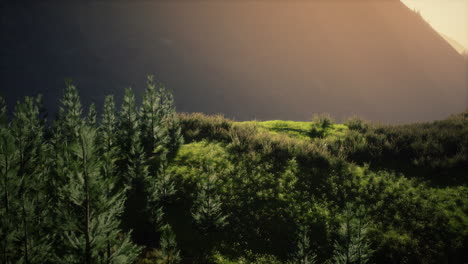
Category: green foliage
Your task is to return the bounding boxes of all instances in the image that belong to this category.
[344,117,369,133]
[87,103,97,126]
[341,112,468,185]
[0,96,56,263]
[212,251,285,264]
[292,225,317,264]
[57,81,84,140]
[2,81,466,264]
[332,203,373,264]
[309,114,335,139]
[0,127,21,263]
[179,113,232,143]
[192,172,228,232]
[157,224,181,264]
[58,123,141,264]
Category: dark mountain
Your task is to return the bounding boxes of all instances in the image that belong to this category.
[1,1,466,123]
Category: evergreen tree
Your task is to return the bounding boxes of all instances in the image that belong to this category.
[58,126,140,264]
[192,172,227,233]
[140,75,169,165]
[140,76,182,250]
[140,75,183,167]
[292,225,317,264]
[10,96,55,263]
[332,203,373,264]
[100,96,117,158]
[155,224,181,264]
[117,88,147,186]
[149,165,177,207]
[117,88,153,245]
[48,81,85,203]
[164,111,183,162]
[0,127,20,263]
[57,81,84,140]
[192,170,227,260]
[100,95,131,263]
[87,103,97,127]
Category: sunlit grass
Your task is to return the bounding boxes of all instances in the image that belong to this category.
[237,120,348,140]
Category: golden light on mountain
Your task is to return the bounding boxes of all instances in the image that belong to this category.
[1,1,467,123]
[401,0,468,50]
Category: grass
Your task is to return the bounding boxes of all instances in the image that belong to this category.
[237,120,348,140]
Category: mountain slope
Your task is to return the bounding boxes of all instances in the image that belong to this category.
[1,1,466,123]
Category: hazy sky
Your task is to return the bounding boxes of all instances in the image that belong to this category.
[401,0,468,48]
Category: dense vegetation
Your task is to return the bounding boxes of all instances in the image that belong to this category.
[0,77,466,264]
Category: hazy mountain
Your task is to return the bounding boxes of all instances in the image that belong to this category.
[1,1,466,123]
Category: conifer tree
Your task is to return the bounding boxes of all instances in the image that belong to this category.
[117,88,147,186]
[140,75,183,167]
[0,127,20,263]
[87,103,97,127]
[49,81,85,202]
[292,225,317,264]
[100,95,129,263]
[192,170,227,261]
[140,76,182,250]
[10,96,55,263]
[332,203,373,264]
[58,126,140,264]
[57,81,84,140]
[101,96,117,158]
[157,80,183,161]
[140,75,169,165]
[155,224,181,264]
[192,172,227,233]
[117,88,152,244]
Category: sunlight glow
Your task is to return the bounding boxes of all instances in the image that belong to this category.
[401,0,468,50]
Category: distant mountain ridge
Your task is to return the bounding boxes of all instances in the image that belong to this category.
[1,1,466,123]
[439,33,467,54]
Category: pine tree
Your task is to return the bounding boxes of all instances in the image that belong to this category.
[155,224,181,264]
[332,203,373,264]
[157,80,183,162]
[10,95,55,263]
[165,113,183,162]
[100,96,117,158]
[0,127,20,263]
[149,165,177,207]
[57,81,84,140]
[58,126,140,264]
[49,81,85,201]
[192,172,227,233]
[87,103,97,127]
[292,225,317,264]
[117,88,147,186]
[140,75,169,164]
[100,95,131,264]
[140,76,183,250]
[192,170,227,261]
[140,75,183,168]
[117,88,153,245]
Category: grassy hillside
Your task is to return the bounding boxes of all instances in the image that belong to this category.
[166,112,468,263]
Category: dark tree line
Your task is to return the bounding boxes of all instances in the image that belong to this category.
[0,76,183,264]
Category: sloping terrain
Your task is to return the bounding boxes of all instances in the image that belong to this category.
[1,1,466,122]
